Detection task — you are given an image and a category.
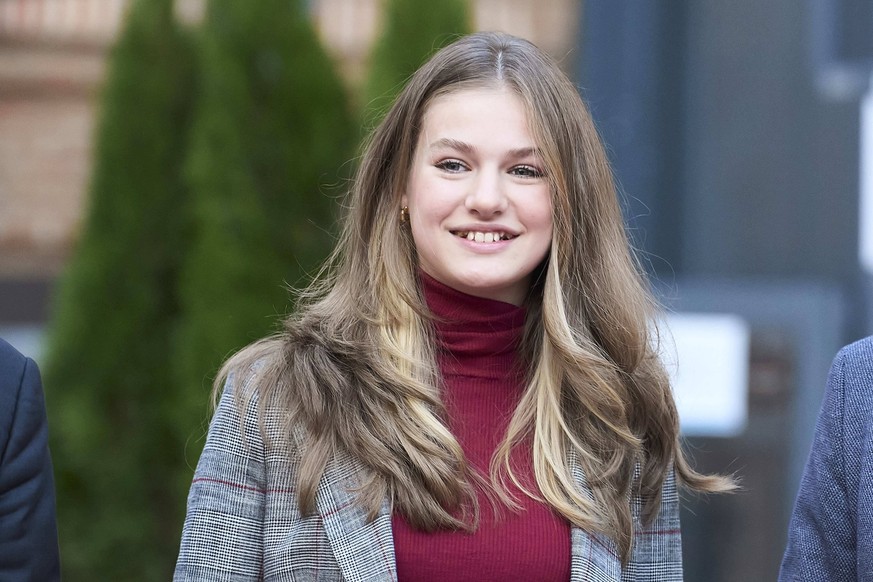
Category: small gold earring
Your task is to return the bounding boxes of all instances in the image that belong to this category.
[400,206,409,223]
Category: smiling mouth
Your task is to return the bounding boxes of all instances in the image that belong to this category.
[451,230,517,243]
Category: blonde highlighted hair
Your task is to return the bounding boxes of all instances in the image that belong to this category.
[218,31,733,562]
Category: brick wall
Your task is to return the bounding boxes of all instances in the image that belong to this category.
[0,39,102,276]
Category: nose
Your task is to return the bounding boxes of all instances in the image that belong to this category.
[465,169,507,216]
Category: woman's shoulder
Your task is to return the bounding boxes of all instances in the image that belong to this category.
[214,337,293,436]
[207,338,329,470]
[220,336,288,392]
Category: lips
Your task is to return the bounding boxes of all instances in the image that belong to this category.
[451,230,517,242]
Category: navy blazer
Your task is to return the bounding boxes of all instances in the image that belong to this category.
[780,336,873,580]
[0,338,60,581]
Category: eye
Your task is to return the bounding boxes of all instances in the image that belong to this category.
[434,159,468,173]
[510,164,545,178]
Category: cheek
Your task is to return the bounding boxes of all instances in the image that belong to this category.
[406,170,428,212]
[529,190,554,233]
[531,195,554,259]
[408,184,456,227]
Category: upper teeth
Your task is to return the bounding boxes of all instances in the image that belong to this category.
[456,231,511,242]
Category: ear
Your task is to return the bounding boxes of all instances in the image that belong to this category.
[400,194,409,208]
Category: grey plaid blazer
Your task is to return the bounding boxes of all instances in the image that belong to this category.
[175,372,683,581]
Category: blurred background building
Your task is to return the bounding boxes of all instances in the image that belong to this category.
[1,0,870,580]
[0,0,578,347]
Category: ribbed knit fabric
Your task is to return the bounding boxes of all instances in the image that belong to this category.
[392,273,571,582]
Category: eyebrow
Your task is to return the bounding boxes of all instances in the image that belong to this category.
[428,138,543,159]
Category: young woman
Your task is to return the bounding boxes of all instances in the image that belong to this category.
[175,32,732,581]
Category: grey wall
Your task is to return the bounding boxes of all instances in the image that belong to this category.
[578,1,867,579]
[580,0,861,287]
[681,0,859,282]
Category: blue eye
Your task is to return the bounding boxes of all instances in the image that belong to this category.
[435,160,467,173]
[511,165,544,178]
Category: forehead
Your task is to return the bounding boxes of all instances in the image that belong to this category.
[418,86,535,144]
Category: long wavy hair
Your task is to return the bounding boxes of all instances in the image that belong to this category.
[218,31,732,562]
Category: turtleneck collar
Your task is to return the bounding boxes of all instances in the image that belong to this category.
[420,271,527,380]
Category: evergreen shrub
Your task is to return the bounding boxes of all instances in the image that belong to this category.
[176,0,354,406]
[363,0,471,122]
[42,0,196,579]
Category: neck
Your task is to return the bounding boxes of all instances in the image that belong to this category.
[420,271,527,380]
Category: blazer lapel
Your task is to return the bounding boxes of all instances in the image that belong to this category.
[314,446,623,581]
[568,448,623,582]
[316,449,398,582]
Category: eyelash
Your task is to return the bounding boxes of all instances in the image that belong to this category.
[435,159,468,173]
[511,165,545,178]
[434,160,545,178]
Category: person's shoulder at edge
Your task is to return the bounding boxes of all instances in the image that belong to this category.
[827,335,873,435]
[0,337,62,582]
[778,334,873,582]
[0,337,30,416]
[834,335,873,396]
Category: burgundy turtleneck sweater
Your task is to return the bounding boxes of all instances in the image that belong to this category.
[391,274,571,581]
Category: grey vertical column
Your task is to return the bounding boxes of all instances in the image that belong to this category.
[811,0,873,334]
[577,1,687,277]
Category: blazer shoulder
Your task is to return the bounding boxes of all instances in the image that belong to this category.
[0,338,29,392]
[830,337,873,412]
[0,339,34,445]
[836,336,873,369]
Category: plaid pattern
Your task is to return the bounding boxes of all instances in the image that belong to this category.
[568,450,682,582]
[175,374,683,581]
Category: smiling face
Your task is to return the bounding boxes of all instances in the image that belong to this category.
[402,86,553,306]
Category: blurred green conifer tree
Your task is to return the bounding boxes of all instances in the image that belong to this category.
[362,0,470,121]
[41,0,196,579]
[175,0,354,411]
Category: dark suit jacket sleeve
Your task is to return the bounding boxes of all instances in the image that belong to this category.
[779,338,873,581]
[0,341,61,581]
